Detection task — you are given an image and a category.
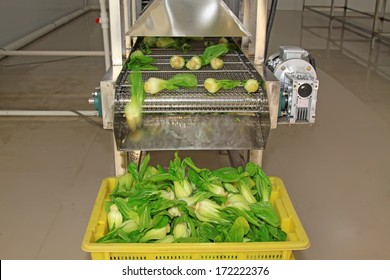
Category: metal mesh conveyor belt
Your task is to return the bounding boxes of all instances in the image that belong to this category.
[113,39,270,151]
[115,47,266,113]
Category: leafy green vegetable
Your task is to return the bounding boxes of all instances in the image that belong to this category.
[250,202,280,228]
[144,37,157,47]
[184,43,230,71]
[111,173,134,198]
[246,162,272,202]
[204,78,241,94]
[169,152,193,199]
[201,43,230,66]
[98,153,286,244]
[152,235,175,243]
[124,70,144,131]
[226,193,251,211]
[238,179,257,204]
[226,217,250,242]
[243,79,260,93]
[155,37,191,53]
[139,216,171,243]
[168,74,198,88]
[194,199,229,224]
[170,55,185,69]
[185,56,202,70]
[107,204,123,231]
[210,57,224,70]
[173,222,191,239]
[219,37,229,44]
[156,37,177,48]
[144,74,198,94]
[128,51,158,71]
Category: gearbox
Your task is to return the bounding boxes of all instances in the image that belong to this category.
[267,46,319,124]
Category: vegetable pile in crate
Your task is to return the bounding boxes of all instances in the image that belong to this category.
[81,155,310,260]
[97,153,286,244]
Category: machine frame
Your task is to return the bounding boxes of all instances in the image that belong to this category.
[98,0,280,175]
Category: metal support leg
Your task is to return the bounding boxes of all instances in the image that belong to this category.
[249,150,264,167]
[109,0,124,67]
[241,0,256,56]
[371,0,386,49]
[113,134,128,175]
[254,0,268,65]
[123,0,132,58]
[329,0,335,30]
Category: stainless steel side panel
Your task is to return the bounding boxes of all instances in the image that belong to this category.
[100,68,116,129]
[115,113,269,151]
[128,0,251,37]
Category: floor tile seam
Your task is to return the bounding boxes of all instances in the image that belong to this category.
[66,128,101,192]
[34,202,63,259]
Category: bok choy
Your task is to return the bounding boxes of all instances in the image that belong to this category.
[186,43,230,70]
[204,78,241,94]
[124,69,144,131]
[97,153,287,244]
[144,74,198,94]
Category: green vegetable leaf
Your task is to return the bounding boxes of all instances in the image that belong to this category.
[128,52,158,71]
[144,74,198,94]
[137,204,151,231]
[139,153,151,182]
[201,44,230,66]
[225,216,250,242]
[125,70,145,131]
[204,78,241,94]
[267,225,287,241]
[250,202,280,228]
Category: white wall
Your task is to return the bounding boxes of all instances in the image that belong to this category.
[0,0,99,47]
[1,0,388,47]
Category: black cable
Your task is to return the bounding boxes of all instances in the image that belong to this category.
[265,0,278,60]
[70,110,104,129]
[308,53,317,70]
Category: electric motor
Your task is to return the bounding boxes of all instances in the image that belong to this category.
[266,46,319,124]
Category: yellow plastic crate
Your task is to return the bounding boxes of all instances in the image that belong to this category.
[81,176,309,260]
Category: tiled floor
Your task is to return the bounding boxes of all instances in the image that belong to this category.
[0,10,389,260]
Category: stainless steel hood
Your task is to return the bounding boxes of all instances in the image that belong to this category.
[128,0,251,37]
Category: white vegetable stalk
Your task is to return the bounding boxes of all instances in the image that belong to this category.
[173,222,191,239]
[170,55,185,69]
[174,179,192,199]
[194,199,228,224]
[210,57,224,70]
[244,79,259,93]
[226,194,251,211]
[186,56,202,70]
[144,78,170,94]
[107,204,123,231]
[239,182,257,204]
[168,207,182,217]
[125,101,142,131]
[120,220,138,233]
[204,78,221,94]
[159,190,175,200]
[153,235,175,243]
[208,183,227,197]
[139,225,170,243]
